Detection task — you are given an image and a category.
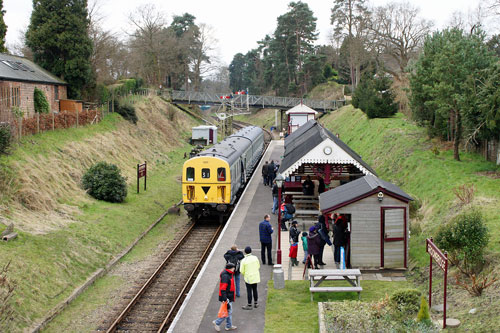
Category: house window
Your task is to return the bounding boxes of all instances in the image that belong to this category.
[54,86,59,100]
[0,86,10,107]
[11,87,20,107]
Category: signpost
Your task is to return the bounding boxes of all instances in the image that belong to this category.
[426,237,448,329]
[137,161,147,193]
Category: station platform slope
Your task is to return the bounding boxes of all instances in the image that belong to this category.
[170,140,284,333]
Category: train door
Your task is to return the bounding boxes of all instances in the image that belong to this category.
[240,160,245,184]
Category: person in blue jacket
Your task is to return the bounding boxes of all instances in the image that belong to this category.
[259,214,274,265]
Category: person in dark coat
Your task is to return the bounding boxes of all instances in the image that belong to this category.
[289,221,301,266]
[307,226,322,269]
[271,180,279,214]
[262,161,269,186]
[259,214,274,265]
[302,175,315,195]
[333,214,348,269]
[224,245,245,298]
[213,263,237,331]
[268,161,276,184]
[318,176,326,194]
[315,215,330,266]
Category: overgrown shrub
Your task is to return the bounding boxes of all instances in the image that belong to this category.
[0,124,11,155]
[114,99,138,124]
[417,296,431,324]
[34,87,50,113]
[390,289,421,315]
[82,162,127,203]
[352,74,398,118]
[435,208,489,274]
[0,261,15,328]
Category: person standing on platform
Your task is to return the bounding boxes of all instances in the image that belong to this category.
[318,176,326,194]
[271,180,279,214]
[302,175,315,195]
[289,221,300,266]
[224,245,244,298]
[213,263,237,331]
[333,214,348,269]
[240,246,261,310]
[316,215,331,266]
[259,214,274,265]
[301,231,308,264]
[262,161,269,186]
[268,160,276,184]
[307,226,321,269]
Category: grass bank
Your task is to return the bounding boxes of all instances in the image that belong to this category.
[265,280,413,332]
[0,97,199,331]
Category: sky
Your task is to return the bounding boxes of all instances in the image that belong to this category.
[3,0,485,65]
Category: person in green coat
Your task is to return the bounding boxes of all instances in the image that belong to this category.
[240,246,261,310]
[301,231,308,264]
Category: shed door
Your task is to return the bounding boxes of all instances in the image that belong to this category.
[209,129,214,144]
[381,207,407,268]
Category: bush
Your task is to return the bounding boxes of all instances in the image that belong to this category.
[34,87,50,113]
[352,74,398,118]
[96,83,110,104]
[82,162,127,203]
[435,208,489,273]
[390,289,421,315]
[417,296,431,324]
[114,99,138,124]
[0,124,11,155]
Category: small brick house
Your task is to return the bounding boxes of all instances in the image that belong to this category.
[0,53,67,123]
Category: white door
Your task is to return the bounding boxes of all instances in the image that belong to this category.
[381,207,406,268]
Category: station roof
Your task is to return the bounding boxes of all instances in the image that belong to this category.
[278,120,377,177]
[320,175,413,212]
[285,103,318,114]
[0,53,66,85]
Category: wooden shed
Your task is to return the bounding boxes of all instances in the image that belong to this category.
[286,103,317,134]
[319,175,412,270]
[191,125,217,145]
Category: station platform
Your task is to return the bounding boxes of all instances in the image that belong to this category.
[170,140,284,333]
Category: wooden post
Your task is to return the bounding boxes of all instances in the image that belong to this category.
[36,113,40,134]
[76,110,79,128]
[429,237,433,308]
[137,163,140,194]
[144,161,147,191]
[443,251,448,329]
[52,112,55,130]
[18,117,22,141]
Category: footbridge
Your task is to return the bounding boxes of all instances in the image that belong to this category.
[168,90,345,112]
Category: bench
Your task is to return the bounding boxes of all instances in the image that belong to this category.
[309,269,362,301]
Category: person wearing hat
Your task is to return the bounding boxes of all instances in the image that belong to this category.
[289,221,301,266]
[213,263,237,331]
[240,246,261,310]
[307,226,322,269]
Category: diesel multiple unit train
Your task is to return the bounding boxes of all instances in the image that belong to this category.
[182,126,265,221]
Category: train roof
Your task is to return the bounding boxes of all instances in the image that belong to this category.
[197,126,263,165]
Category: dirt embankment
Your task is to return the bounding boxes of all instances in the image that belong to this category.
[0,97,197,234]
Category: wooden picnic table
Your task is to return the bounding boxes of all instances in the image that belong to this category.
[309,269,362,301]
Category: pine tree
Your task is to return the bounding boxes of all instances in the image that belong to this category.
[0,0,7,53]
[26,0,93,99]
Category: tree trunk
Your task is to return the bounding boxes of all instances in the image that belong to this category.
[453,109,461,161]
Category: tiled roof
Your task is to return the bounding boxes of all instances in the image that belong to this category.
[319,174,413,211]
[279,120,377,176]
[0,53,66,85]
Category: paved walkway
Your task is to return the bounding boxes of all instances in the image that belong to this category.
[170,140,284,333]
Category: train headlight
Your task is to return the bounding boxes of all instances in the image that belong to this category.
[204,195,208,200]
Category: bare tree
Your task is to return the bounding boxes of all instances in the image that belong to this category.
[369,2,433,81]
[190,23,218,91]
[127,4,167,86]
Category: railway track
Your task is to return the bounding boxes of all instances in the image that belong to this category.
[105,222,222,333]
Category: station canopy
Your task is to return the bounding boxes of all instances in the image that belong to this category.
[278,120,377,178]
[320,174,413,213]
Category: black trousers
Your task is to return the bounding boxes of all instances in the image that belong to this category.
[245,282,258,305]
[261,242,272,264]
[318,243,325,264]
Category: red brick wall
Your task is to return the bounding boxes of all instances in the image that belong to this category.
[0,80,67,122]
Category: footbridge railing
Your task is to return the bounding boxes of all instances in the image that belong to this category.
[168,90,345,112]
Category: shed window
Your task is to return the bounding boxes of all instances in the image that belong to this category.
[186,167,195,181]
[217,168,226,181]
[202,168,210,178]
[11,87,20,107]
[54,86,59,100]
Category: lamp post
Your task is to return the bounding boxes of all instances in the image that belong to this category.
[275,173,285,265]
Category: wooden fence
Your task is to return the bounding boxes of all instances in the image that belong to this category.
[8,108,104,140]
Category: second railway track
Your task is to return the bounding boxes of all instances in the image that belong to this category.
[106,222,222,333]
